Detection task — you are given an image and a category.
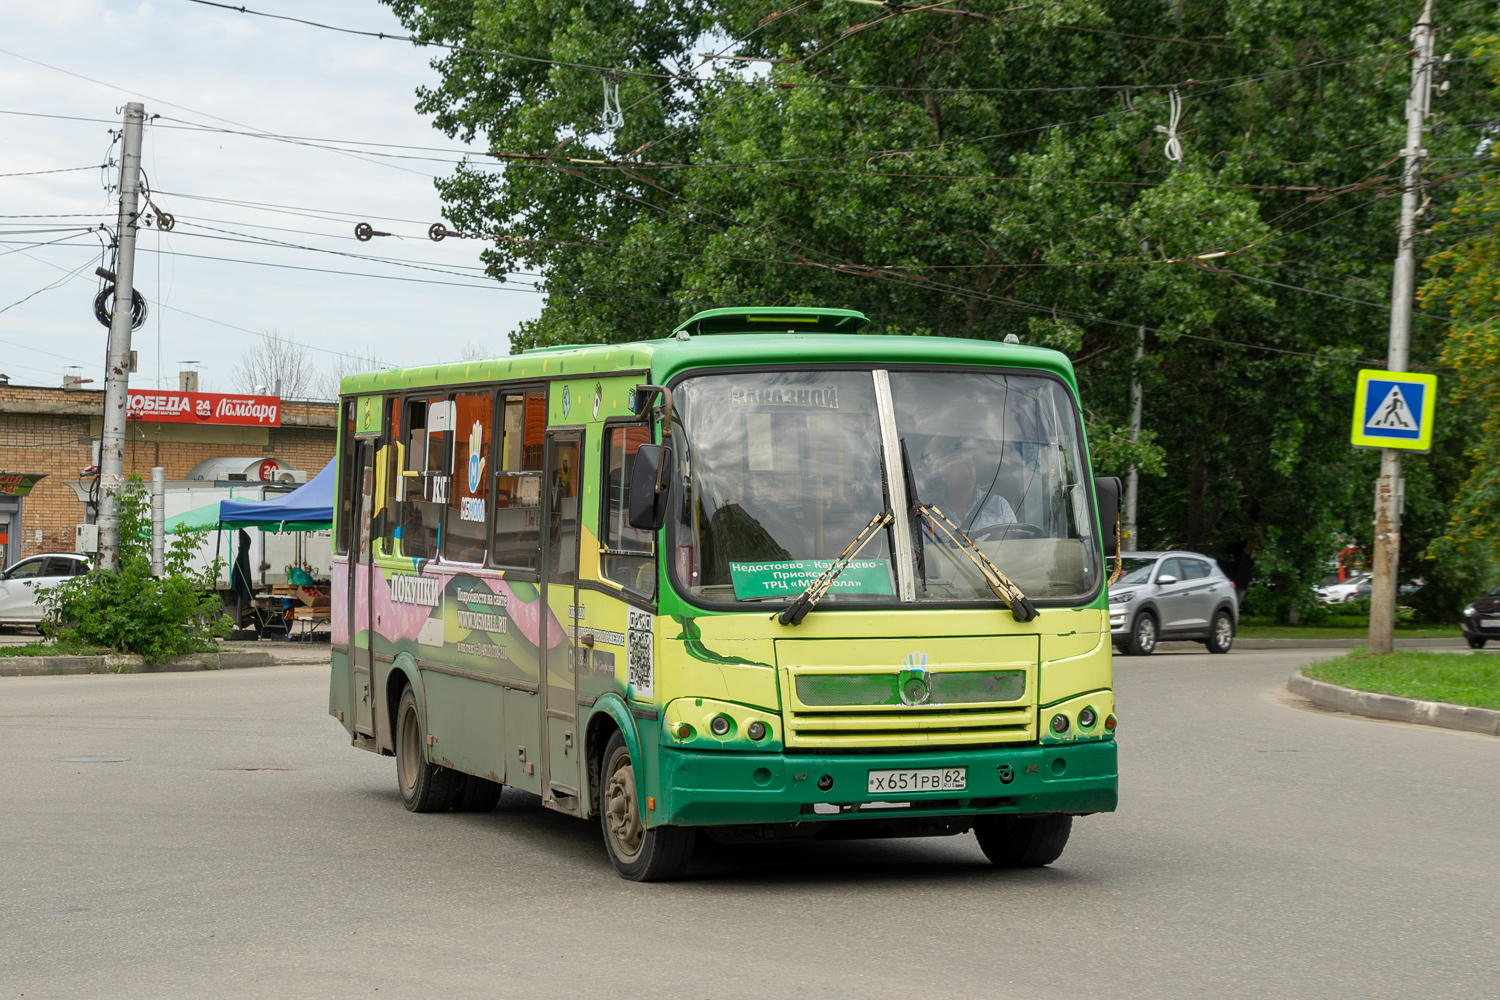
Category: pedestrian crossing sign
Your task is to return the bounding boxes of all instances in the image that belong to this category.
[1350,369,1437,451]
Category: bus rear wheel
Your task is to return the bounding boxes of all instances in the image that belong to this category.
[599,730,694,882]
[395,686,460,813]
[454,774,503,812]
[973,814,1072,868]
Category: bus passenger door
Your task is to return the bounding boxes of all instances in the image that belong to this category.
[347,441,377,739]
[539,429,582,813]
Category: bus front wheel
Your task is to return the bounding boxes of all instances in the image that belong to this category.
[395,686,460,813]
[974,814,1072,868]
[599,730,694,882]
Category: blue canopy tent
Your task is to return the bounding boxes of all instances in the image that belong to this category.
[217,460,335,532]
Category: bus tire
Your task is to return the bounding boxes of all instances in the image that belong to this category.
[973,814,1072,868]
[395,685,460,813]
[599,730,694,882]
[454,774,503,812]
[1126,611,1158,656]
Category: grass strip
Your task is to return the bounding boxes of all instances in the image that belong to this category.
[1238,616,1454,639]
[1304,649,1500,711]
[0,639,112,657]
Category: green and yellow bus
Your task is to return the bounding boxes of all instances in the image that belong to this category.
[330,307,1120,880]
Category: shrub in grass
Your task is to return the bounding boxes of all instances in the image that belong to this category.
[40,476,230,660]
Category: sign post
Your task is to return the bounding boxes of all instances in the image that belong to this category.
[1365,1,1436,656]
[1351,369,1438,655]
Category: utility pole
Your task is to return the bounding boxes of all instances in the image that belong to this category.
[97,102,145,573]
[1124,324,1144,551]
[1370,1,1434,655]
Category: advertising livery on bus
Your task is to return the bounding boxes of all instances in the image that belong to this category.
[329,307,1121,880]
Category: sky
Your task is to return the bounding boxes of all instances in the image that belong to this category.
[0,0,547,397]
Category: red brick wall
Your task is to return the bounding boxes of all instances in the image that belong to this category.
[0,386,337,562]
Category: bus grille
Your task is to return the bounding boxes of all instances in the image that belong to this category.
[780,668,1037,749]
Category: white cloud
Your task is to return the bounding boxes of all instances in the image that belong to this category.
[0,0,543,394]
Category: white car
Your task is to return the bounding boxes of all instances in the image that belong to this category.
[1316,572,1371,604]
[0,553,91,627]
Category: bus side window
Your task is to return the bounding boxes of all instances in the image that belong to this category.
[491,390,545,571]
[443,391,492,564]
[600,424,655,595]
[378,398,401,555]
[402,396,450,561]
[335,400,356,556]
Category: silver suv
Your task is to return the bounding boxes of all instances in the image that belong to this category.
[1107,550,1238,655]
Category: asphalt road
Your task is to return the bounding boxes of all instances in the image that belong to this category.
[3,648,1497,999]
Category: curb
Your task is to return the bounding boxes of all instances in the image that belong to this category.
[1287,670,1500,737]
[0,650,276,678]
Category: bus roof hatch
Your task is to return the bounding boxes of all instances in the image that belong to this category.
[671,307,870,338]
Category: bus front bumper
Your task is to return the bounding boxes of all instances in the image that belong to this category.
[655,740,1117,828]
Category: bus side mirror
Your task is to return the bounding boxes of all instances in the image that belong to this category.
[1094,476,1122,557]
[629,444,674,531]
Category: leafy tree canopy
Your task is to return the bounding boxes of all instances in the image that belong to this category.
[386,0,1498,619]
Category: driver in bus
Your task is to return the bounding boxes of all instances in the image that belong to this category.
[927,443,1017,536]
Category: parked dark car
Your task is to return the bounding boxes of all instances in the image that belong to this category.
[1460,584,1500,650]
[1107,550,1239,655]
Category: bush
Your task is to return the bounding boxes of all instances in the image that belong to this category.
[41,476,230,660]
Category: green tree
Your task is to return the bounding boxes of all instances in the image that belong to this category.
[389,0,1497,620]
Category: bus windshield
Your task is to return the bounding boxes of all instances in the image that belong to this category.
[670,368,1099,606]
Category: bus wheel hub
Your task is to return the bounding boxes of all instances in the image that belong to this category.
[605,754,644,858]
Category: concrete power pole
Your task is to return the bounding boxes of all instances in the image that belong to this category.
[1370,1,1435,655]
[1124,324,1144,552]
[97,102,145,573]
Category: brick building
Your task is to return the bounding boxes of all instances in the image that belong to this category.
[0,383,337,566]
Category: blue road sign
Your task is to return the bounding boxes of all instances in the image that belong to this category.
[1350,370,1437,451]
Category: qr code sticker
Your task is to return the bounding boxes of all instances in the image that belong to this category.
[626,609,653,699]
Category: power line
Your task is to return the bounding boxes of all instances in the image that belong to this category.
[151,188,441,227]
[0,47,437,179]
[0,164,106,178]
[144,298,401,368]
[131,243,521,292]
[0,252,101,324]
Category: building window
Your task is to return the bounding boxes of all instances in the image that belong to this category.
[491,390,545,570]
[601,424,655,595]
[443,391,492,564]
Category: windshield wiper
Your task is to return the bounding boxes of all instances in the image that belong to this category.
[914,503,1039,623]
[774,510,894,626]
